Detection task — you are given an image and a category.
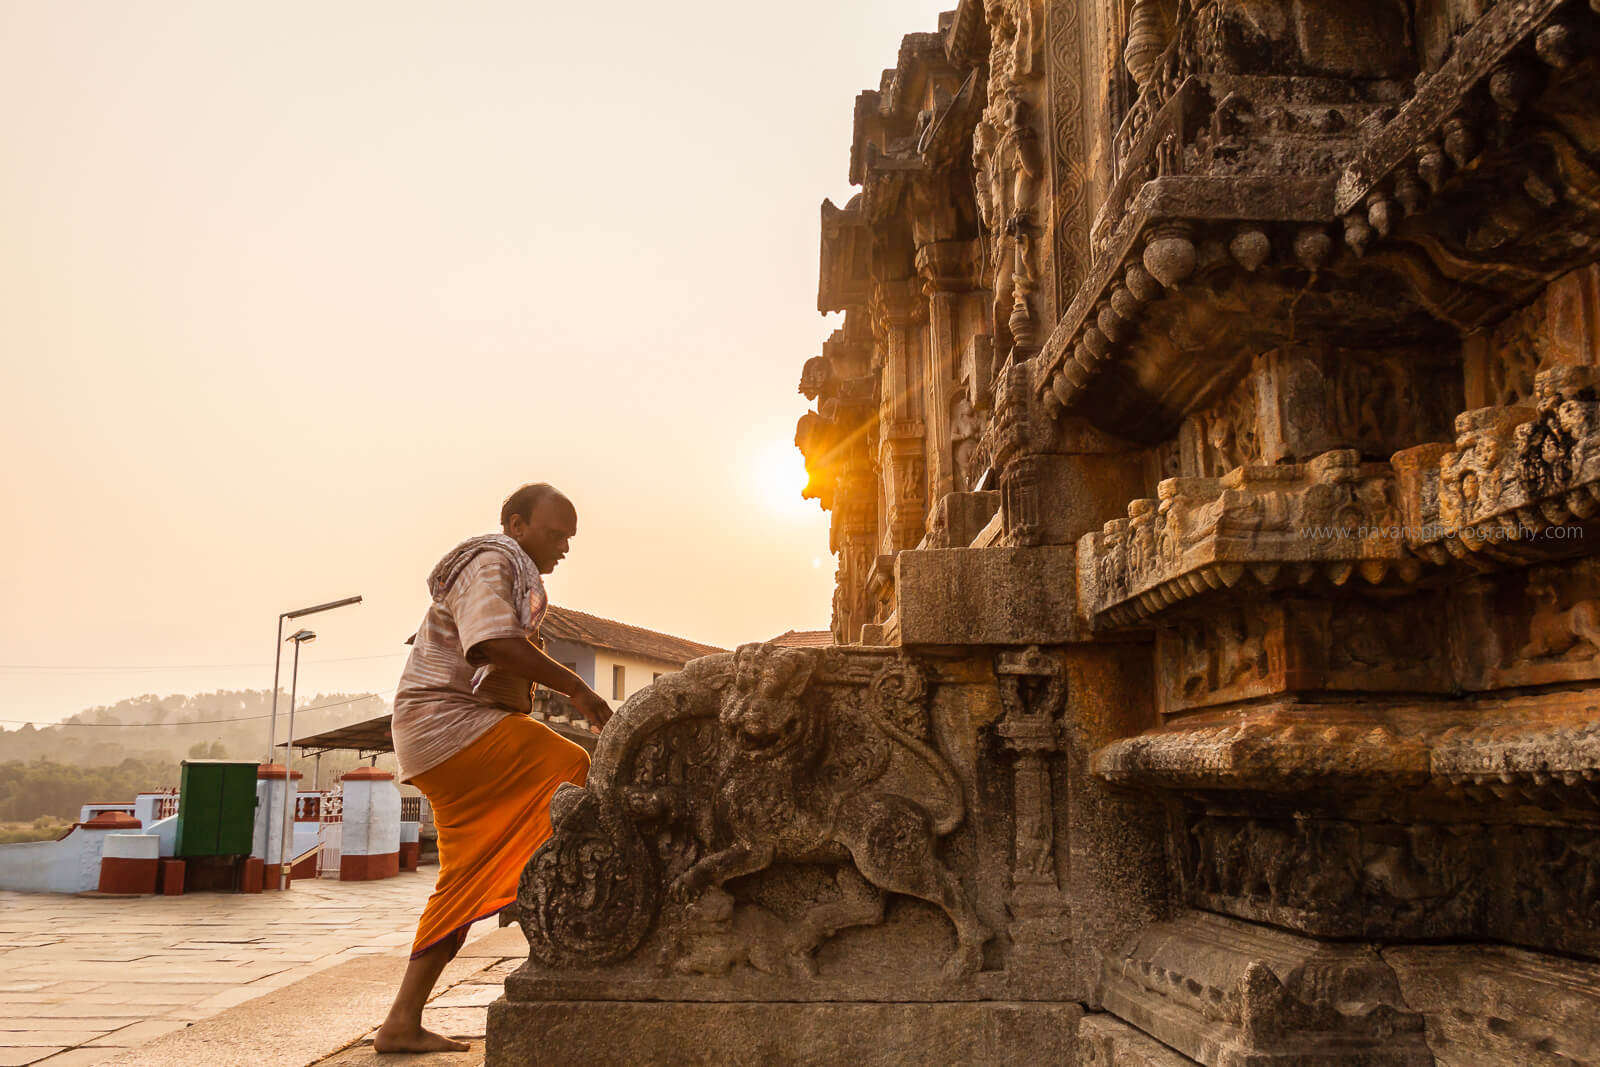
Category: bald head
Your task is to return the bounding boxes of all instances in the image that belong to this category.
[501,482,577,574]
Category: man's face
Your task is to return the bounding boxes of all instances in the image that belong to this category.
[507,497,578,575]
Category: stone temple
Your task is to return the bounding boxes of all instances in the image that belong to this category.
[490,1,1600,1062]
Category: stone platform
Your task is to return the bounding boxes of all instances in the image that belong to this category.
[484,999,1082,1066]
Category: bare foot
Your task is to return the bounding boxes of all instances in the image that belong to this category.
[373,1022,470,1054]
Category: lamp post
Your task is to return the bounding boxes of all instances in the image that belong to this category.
[265,596,361,764]
[278,628,316,890]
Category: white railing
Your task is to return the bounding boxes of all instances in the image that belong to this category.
[317,787,343,878]
[153,789,179,820]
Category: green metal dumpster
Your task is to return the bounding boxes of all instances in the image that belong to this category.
[174,760,257,857]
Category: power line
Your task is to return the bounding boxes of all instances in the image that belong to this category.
[0,652,407,673]
[0,690,396,729]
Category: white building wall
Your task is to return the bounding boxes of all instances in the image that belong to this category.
[592,651,688,709]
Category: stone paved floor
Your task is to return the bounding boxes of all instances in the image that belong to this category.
[0,871,456,1066]
[312,951,519,1067]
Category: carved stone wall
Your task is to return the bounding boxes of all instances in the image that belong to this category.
[491,1,1600,1063]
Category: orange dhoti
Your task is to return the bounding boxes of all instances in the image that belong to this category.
[410,713,590,959]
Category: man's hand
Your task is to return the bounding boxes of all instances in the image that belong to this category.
[571,688,613,733]
[479,638,615,732]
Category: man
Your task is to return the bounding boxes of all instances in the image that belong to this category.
[375,483,612,1055]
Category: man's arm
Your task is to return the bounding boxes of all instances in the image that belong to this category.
[477,638,613,730]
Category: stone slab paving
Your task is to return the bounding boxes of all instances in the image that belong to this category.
[0,870,491,1065]
[102,926,528,1067]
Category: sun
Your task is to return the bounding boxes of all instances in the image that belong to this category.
[752,438,816,517]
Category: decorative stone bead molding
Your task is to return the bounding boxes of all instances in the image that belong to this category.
[1077,449,1408,629]
[1397,366,1600,566]
[1033,0,1600,432]
[1097,911,1432,1067]
[1095,696,1600,799]
[1094,712,1430,792]
[1335,0,1589,231]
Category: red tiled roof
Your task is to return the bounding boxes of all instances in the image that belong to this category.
[767,629,834,648]
[543,605,727,665]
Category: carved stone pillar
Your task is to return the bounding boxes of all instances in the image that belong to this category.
[917,240,980,501]
[996,646,1071,964]
[873,279,930,556]
[874,279,925,428]
[831,469,879,645]
[881,423,928,554]
[988,361,1050,547]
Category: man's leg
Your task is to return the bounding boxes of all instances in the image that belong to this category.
[374,938,468,1053]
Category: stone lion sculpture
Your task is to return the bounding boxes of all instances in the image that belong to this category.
[518,643,992,980]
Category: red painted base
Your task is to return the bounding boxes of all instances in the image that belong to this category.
[339,851,400,881]
[98,856,158,895]
[399,842,420,871]
[159,859,186,896]
[240,856,265,893]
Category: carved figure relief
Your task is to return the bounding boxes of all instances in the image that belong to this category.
[975,1,1047,352]
[520,647,993,980]
[1184,814,1482,939]
[995,646,1071,949]
[951,394,981,492]
[1518,577,1600,663]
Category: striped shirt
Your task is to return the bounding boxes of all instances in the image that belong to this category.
[393,551,548,781]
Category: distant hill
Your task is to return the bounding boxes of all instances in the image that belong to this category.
[1,688,390,765]
[0,689,400,822]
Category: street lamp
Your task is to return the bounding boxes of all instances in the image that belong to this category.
[278,628,316,890]
[265,596,362,764]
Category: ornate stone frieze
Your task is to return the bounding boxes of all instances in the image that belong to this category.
[1155,598,1451,717]
[514,645,998,994]
[1176,346,1460,478]
[1464,263,1600,410]
[1033,0,1600,437]
[1097,685,1600,798]
[1078,449,1408,628]
[1398,366,1600,566]
[1172,808,1600,957]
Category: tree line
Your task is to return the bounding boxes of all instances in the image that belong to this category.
[0,689,401,827]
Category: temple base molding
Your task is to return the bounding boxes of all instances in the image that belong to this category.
[485,998,1082,1066]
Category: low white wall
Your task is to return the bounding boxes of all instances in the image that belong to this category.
[400,821,420,845]
[292,821,319,860]
[145,813,178,857]
[342,778,401,857]
[103,834,159,860]
[0,825,120,893]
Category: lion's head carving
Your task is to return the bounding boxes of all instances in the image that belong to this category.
[719,644,820,758]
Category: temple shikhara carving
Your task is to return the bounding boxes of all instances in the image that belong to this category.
[490,1,1600,1062]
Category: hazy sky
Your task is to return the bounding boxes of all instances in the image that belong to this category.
[0,0,950,727]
